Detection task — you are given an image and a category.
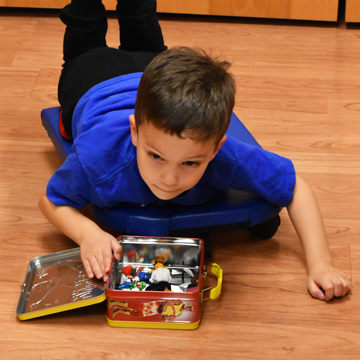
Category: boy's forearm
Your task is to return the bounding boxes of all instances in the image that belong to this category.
[286,175,350,300]
[286,175,333,271]
[38,187,122,281]
[38,188,101,246]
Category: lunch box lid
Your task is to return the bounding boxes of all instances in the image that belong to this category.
[16,247,107,320]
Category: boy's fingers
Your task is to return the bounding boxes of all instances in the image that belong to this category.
[333,276,350,297]
[310,275,350,301]
[103,248,113,275]
[308,281,325,301]
[90,255,105,280]
[111,237,122,260]
[340,275,350,296]
[82,258,94,279]
[331,278,346,297]
[309,268,350,301]
[342,278,350,296]
[322,281,335,302]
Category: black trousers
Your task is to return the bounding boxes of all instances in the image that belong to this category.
[58,0,167,138]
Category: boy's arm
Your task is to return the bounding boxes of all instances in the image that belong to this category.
[287,175,350,301]
[38,187,122,281]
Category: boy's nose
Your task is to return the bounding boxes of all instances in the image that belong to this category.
[159,169,178,187]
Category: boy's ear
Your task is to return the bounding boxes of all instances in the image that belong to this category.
[211,135,227,160]
[129,114,138,147]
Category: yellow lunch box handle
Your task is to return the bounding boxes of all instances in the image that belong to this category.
[209,263,223,300]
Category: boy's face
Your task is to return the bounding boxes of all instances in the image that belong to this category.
[129,115,226,200]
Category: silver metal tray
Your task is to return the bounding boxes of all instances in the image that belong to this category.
[16,247,106,320]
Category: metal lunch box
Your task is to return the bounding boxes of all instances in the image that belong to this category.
[17,236,222,330]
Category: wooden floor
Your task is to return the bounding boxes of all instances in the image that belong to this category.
[1,6,360,360]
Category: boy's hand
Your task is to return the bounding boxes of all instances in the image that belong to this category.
[80,229,122,282]
[38,189,122,282]
[307,262,350,301]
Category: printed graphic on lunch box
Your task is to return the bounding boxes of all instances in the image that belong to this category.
[108,298,200,323]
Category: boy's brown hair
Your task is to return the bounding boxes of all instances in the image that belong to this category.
[135,47,236,144]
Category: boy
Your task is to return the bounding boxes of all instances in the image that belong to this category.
[39,0,349,301]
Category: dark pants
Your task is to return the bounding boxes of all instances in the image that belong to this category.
[58,0,167,138]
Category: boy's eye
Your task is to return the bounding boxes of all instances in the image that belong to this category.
[183,161,198,167]
[149,152,162,161]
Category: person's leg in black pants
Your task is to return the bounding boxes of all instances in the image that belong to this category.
[117,0,166,53]
[60,0,108,66]
[58,0,167,138]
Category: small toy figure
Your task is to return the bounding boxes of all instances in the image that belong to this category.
[118,280,147,291]
[149,266,172,284]
[146,281,172,292]
[150,262,168,272]
[123,250,144,263]
[122,265,137,279]
[152,255,165,264]
[137,271,151,282]
[151,248,172,264]
[122,265,150,281]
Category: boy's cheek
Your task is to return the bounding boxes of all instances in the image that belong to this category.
[137,157,153,182]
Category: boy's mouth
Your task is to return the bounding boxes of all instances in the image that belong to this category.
[154,184,178,193]
[152,184,182,199]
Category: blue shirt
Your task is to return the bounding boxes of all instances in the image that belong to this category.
[47,73,296,209]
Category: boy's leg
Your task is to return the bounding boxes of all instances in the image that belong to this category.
[60,0,107,66]
[117,0,167,54]
[58,0,167,138]
[58,0,108,138]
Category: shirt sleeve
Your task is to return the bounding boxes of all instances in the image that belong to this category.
[46,153,97,209]
[230,140,296,207]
